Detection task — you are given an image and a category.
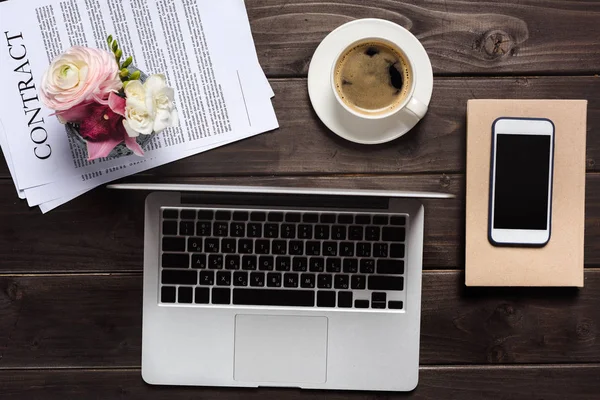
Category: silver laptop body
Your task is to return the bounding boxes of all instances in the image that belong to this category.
[109,183,452,391]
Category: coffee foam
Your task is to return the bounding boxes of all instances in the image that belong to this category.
[334,40,412,116]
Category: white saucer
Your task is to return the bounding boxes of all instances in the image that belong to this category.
[307,19,434,145]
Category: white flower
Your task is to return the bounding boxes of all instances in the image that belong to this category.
[122,74,178,136]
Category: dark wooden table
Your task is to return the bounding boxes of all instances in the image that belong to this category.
[2,1,600,398]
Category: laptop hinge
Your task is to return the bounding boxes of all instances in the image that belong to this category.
[181,192,389,210]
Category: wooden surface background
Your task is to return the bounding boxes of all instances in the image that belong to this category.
[1,0,600,398]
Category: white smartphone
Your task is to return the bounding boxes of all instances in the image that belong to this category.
[489,117,555,247]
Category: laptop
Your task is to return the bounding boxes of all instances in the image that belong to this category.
[108,183,452,391]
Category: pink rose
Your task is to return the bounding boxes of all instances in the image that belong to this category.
[40,46,123,122]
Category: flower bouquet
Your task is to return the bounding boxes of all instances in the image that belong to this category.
[39,35,178,160]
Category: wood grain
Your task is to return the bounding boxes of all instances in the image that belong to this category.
[246,0,600,77]
[0,365,599,399]
[1,271,599,368]
[1,172,598,273]
[3,77,596,180]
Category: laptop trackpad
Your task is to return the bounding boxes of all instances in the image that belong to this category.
[234,315,328,384]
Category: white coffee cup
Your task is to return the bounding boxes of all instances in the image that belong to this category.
[330,36,428,121]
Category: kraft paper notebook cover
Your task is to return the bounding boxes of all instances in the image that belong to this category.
[465,100,587,287]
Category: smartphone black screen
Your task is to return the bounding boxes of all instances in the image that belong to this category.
[493,134,551,230]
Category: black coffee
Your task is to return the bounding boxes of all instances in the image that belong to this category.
[334,41,412,116]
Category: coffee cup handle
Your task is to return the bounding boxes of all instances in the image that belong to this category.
[405,96,428,120]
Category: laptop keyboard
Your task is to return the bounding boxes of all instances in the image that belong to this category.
[159,207,407,310]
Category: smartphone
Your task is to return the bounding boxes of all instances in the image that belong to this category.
[489,117,555,247]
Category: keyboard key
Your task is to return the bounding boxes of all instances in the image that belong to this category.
[161,286,176,303]
[196,222,211,236]
[225,255,240,270]
[293,257,308,272]
[250,272,265,287]
[162,220,178,235]
[314,225,329,240]
[303,213,319,223]
[255,240,270,254]
[233,211,249,221]
[180,209,196,220]
[162,209,178,219]
[317,291,336,307]
[259,256,274,271]
[284,273,299,288]
[231,222,245,237]
[360,259,375,274]
[239,239,253,254]
[349,226,363,240]
[250,211,266,221]
[306,241,321,256]
[265,224,279,238]
[343,259,358,273]
[323,242,337,256]
[301,273,316,288]
[247,223,262,238]
[388,301,404,309]
[331,226,346,240]
[276,256,291,271]
[272,240,287,255]
[281,224,296,239]
[268,212,284,222]
[368,276,404,291]
[372,292,386,302]
[285,213,301,222]
[334,274,350,289]
[390,216,406,225]
[355,299,369,308]
[192,254,207,269]
[215,211,231,221]
[326,258,341,273]
[217,271,231,286]
[340,242,354,257]
[320,214,336,223]
[212,288,230,304]
[297,225,313,239]
[197,210,213,220]
[195,287,209,303]
[372,302,386,309]
[309,257,325,272]
[162,253,189,268]
[222,239,236,253]
[351,275,366,289]
[267,272,282,287]
[176,287,195,304]
[390,243,405,258]
[355,215,371,224]
[187,237,202,252]
[338,214,353,224]
[242,256,257,270]
[289,241,304,255]
[373,215,388,225]
[233,288,314,307]
[373,243,388,258]
[162,270,197,285]
[200,270,214,285]
[317,274,332,289]
[356,243,371,257]
[213,222,228,237]
[209,255,223,269]
[338,291,353,308]
[382,227,405,242]
[234,271,248,286]
[377,260,405,275]
[162,237,185,252]
[365,226,380,241]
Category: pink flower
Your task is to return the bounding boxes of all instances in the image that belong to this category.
[77,93,143,160]
[40,46,122,122]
